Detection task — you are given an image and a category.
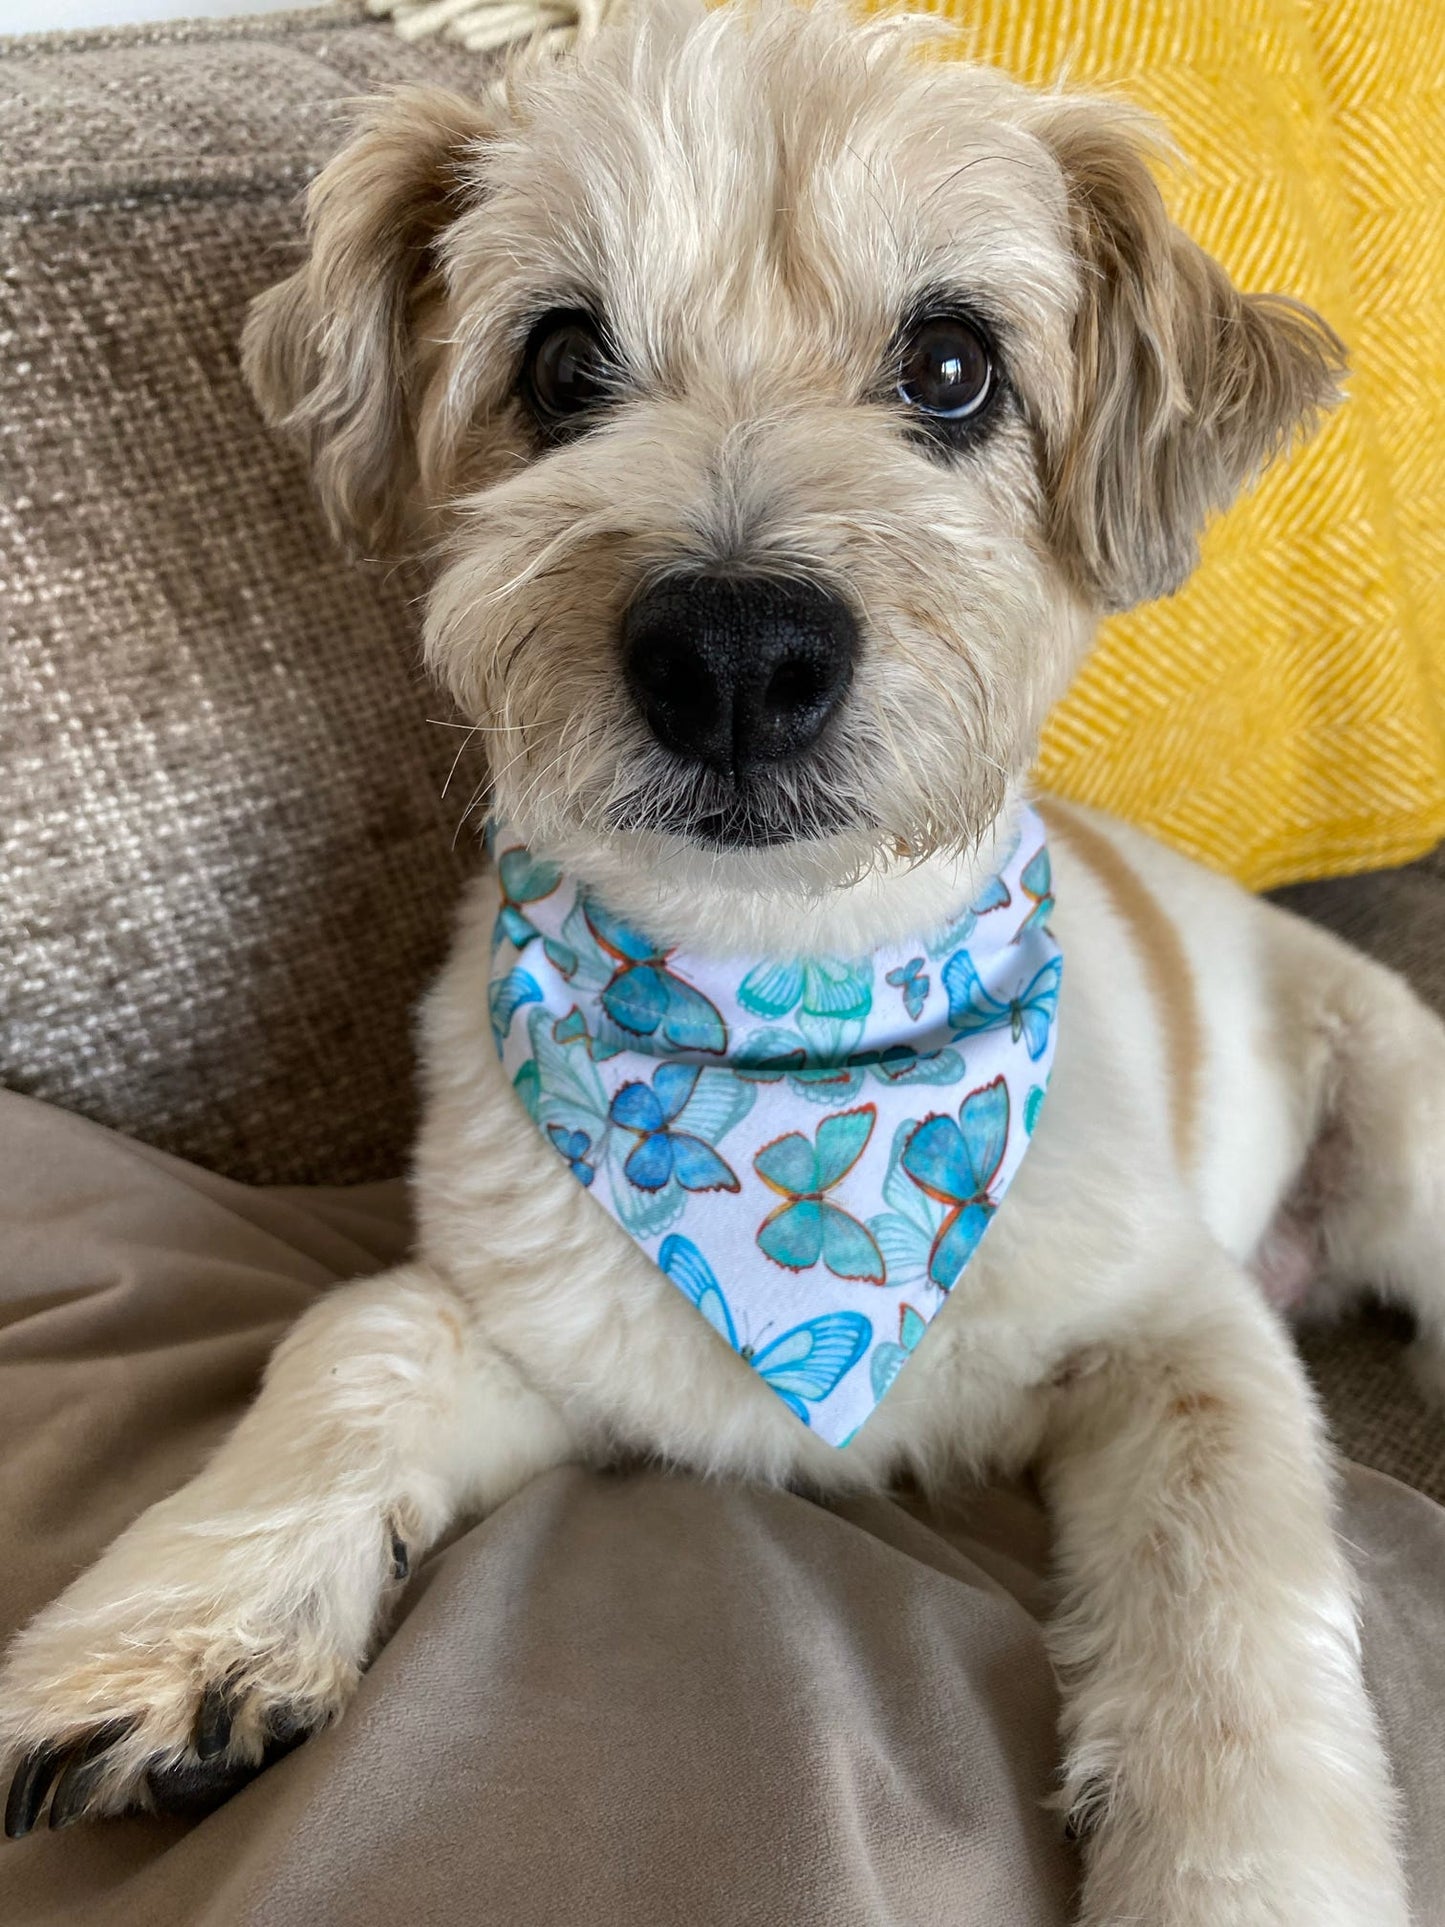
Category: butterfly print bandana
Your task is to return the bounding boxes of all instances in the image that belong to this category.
[488,806,1062,1446]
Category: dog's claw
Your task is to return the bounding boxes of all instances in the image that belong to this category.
[5,1741,67,1839]
[47,1753,103,1831]
[4,1718,136,1837]
[194,1681,236,1761]
[390,1532,409,1581]
[54,1719,137,1829]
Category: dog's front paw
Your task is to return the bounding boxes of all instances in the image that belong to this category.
[1,1501,413,1835]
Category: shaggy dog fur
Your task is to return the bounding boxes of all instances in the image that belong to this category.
[5,6,1442,1921]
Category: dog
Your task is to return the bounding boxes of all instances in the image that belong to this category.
[3,4,1440,1919]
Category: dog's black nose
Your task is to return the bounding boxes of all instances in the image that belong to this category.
[622,572,857,775]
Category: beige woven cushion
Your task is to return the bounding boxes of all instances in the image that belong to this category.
[0,5,488,1189]
[1,5,1441,1499]
[1272,855,1445,1502]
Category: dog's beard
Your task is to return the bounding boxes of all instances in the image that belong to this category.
[601,737,868,850]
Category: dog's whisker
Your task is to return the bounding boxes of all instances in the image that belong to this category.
[451,770,495,850]
[440,723,484,801]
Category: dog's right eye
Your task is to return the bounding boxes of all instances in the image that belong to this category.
[522,309,617,434]
[897,315,994,425]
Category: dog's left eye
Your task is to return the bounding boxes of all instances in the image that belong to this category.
[897,315,994,421]
[522,309,617,431]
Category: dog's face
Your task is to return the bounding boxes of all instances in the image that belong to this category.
[245,0,1342,902]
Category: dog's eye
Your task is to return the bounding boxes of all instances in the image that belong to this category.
[897,316,994,421]
[523,309,615,430]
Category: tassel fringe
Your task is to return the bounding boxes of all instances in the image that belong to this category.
[364,0,622,61]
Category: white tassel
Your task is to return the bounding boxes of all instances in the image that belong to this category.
[365,0,623,60]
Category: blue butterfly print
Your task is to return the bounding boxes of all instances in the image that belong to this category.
[754,1106,886,1283]
[552,1008,589,1047]
[489,966,542,1047]
[525,1008,753,1239]
[886,957,929,1021]
[608,1062,740,1195]
[659,1234,871,1426]
[514,1058,540,1122]
[734,1031,866,1105]
[866,1118,948,1294]
[942,949,1062,1062]
[926,864,1015,957]
[974,871,1014,914]
[584,899,728,1056]
[553,1005,622,1061]
[1014,845,1055,943]
[545,1124,595,1187]
[738,955,873,1024]
[854,1042,968,1086]
[1025,1083,1047,1135]
[870,1303,927,1402]
[901,1076,1010,1291]
[737,954,873,1060]
[495,846,563,951]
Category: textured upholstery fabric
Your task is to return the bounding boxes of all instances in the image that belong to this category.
[931,0,1445,890]
[1274,847,1445,1503]
[0,7,488,1188]
[1,7,1442,1493]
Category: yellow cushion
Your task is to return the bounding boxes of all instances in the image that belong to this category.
[921,0,1445,888]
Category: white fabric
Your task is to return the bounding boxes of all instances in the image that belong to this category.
[488,808,1062,1445]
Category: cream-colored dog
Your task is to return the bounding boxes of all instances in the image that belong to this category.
[4,4,1442,1920]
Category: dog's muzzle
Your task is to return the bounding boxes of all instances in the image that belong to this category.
[621,571,857,780]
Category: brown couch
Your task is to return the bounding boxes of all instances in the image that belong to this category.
[1,11,1443,1921]
[1,4,485,1193]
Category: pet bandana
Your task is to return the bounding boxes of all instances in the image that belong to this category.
[488,807,1061,1446]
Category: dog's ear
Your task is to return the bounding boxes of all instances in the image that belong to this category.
[1035,100,1347,613]
[242,86,495,555]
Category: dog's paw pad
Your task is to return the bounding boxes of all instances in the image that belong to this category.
[145,1711,310,1820]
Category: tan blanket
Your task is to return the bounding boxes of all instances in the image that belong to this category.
[1,1088,1443,1926]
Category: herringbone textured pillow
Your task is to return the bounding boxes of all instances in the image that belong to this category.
[916,0,1445,890]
